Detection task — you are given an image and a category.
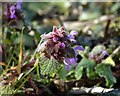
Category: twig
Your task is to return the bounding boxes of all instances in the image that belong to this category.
[104,19,111,40]
[109,46,120,58]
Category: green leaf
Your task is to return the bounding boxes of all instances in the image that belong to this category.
[95,64,116,87]
[102,56,115,66]
[58,65,67,80]
[91,45,105,55]
[0,85,15,95]
[75,57,96,80]
[40,57,61,77]
[87,68,98,79]
[75,66,83,80]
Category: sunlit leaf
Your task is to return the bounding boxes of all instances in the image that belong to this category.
[75,66,83,80]
[75,57,96,80]
[95,64,116,87]
[102,56,115,66]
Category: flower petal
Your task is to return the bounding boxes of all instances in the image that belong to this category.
[66,65,71,70]
[74,45,84,51]
[10,5,16,11]
[52,36,58,42]
[68,34,75,39]
[70,30,78,36]
[64,58,77,70]
[101,50,109,56]
[60,42,65,49]
[89,54,95,59]
[69,58,76,65]
[74,45,84,55]
[10,14,16,19]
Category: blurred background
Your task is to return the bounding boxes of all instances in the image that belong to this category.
[0,1,120,95]
[1,1,120,64]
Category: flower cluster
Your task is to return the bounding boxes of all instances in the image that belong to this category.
[40,26,84,69]
[89,50,109,63]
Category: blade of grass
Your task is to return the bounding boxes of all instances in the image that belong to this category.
[36,59,40,79]
[16,27,25,75]
[12,75,30,95]
[17,59,39,82]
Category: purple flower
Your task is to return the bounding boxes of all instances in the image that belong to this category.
[10,13,16,19]
[60,42,65,49]
[101,50,109,56]
[89,54,95,59]
[10,5,16,12]
[64,58,77,70]
[70,30,78,36]
[68,34,75,39]
[67,34,76,42]
[74,45,84,55]
[9,5,16,19]
[16,0,22,10]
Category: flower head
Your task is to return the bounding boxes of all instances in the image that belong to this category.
[9,5,16,19]
[40,26,83,70]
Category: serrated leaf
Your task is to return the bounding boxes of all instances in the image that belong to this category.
[40,57,61,77]
[75,57,96,80]
[0,85,15,95]
[95,64,116,87]
[102,56,115,66]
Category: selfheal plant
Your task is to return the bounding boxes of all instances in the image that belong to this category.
[39,26,84,70]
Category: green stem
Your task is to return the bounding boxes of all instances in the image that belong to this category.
[12,75,30,95]
[30,38,43,62]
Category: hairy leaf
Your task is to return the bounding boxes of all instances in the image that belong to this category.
[39,57,61,77]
